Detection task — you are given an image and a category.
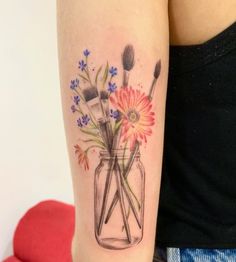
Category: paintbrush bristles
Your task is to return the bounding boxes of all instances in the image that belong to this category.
[100,90,109,100]
[148,60,162,100]
[122,45,135,71]
[154,60,161,79]
[83,86,99,102]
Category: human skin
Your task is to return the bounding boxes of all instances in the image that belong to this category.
[57,0,169,261]
[169,0,236,45]
[57,0,236,261]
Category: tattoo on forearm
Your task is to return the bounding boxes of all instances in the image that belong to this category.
[69,45,161,250]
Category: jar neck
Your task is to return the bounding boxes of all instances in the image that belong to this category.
[99,149,140,160]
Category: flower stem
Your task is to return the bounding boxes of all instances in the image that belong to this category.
[123,177,141,209]
[85,56,93,86]
[85,145,105,154]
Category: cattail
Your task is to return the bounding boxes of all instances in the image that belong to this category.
[122,44,135,86]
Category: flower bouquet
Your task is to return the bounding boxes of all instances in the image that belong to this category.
[70,45,161,249]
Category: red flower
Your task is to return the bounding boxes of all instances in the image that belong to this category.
[110,87,155,149]
[74,144,89,171]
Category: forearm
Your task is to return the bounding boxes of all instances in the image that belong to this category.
[57,1,169,261]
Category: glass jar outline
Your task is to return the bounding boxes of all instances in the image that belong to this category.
[94,149,145,250]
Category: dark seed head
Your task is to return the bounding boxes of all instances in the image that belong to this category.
[154,60,161,79]
[122,44,135,71]
[82,86,99,102]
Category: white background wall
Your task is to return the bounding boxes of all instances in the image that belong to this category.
[0,1,73,259]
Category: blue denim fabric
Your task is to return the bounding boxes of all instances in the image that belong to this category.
[180,248,236,262]
[154,247,236,262]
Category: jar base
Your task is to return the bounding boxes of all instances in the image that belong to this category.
[97,236,141,250]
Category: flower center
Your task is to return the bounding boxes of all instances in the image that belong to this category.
[127,109,140,123]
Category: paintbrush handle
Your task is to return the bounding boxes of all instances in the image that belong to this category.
[105,120,113,152]
[96,125,122,235]
[105,165,142,229]
[148,78,157,100]
[123,70,130,87]
[120,169,142,229]
[104,142,140,224]
[97,155,116,236]
[114,157,132,243]
[124,142,140,177]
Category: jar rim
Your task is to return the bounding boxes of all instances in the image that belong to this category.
[99,149,140,159]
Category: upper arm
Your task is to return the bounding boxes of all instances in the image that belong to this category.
[57,1,169,261]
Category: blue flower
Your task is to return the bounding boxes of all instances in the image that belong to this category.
[109,66,118,77]
[82,114,90,125]
[77,118,83,127]
[83,49,90,57]
[110,109,120,119]
[70,78,79,89]
[71,105,77,113]
[78,60,87,71]
[73,96,80,105]
[108,82,117,93]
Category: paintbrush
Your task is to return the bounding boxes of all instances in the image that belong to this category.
[148,60,161,100]
[97,45,136,236]
[104,60,162,224]
[100,90,113,151]
[82,86,110,150]
[97,125,122,236]
[114,156,132,243]
[122,44,135,86]
[82,86,103,119]
[104,140,140,224]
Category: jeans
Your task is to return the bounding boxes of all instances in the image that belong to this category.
[153,247,236,262]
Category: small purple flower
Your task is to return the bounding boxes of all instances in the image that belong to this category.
[78,60,87,71]
[109,66,118,77]
[73,96,80,105]
[70,78,79,89]
[77,118,83,127]
[71,105,77,113]
[108,82,117,93]
[110,109,120,119]
[82,114,90,125]
[83,49,90,57]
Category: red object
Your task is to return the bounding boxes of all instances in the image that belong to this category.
[3,257,22,262]
[3,200,75,262]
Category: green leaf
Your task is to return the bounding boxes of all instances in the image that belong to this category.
[102,62,109,87]
[80,128,100,138]
[113,120,122,134]
[78,74,89,82]
[82,138,106,148]
[123,178,141,210]
[95,65,103,85]
[86,145,106,153]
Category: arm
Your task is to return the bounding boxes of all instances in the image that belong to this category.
[57,1,169,261]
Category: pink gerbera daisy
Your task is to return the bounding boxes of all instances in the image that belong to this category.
[110,87,155,149]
